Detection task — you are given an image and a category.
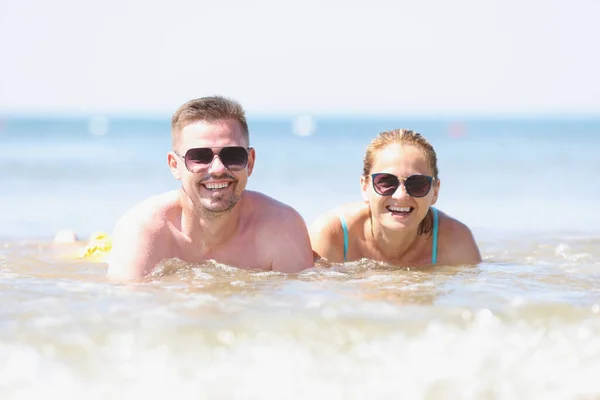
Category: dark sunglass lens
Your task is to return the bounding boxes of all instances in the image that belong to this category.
[405,175,432,197]
[185,148,214,171]
[219,147,248,170]
[373,174,399,196]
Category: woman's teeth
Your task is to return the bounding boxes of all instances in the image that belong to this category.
[388,206,413,213]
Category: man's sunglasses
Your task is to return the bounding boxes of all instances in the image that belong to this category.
[174,146,252,173]
[370,173,435,198]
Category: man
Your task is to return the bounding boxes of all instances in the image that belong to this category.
[106,96,314,279]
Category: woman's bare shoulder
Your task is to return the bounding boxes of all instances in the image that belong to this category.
[436,210,482,264]
[310,202,367,231]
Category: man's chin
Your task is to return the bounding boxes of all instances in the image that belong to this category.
[198,200,238,216]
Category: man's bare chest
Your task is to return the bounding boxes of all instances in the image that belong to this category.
[169,236,272,271]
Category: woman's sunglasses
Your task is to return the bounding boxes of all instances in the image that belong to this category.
[370,173,434,197]
[174,146,252,173]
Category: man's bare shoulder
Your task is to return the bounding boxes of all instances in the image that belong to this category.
[116,190,181,232]
[107,191,181,279]
[242,191,314,272]
[242,190,303,220]
[241,191,308,238]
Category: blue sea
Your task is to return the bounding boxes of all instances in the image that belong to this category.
[2,116,599,239]
[1,115,600,399]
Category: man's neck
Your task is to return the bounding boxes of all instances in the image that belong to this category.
[180,193,244,250]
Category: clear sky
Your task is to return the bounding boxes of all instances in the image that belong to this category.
[1,0,599,116]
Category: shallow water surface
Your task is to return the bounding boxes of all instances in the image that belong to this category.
[2,232,600,400]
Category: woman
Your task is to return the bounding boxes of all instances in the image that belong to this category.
[309,129,481,266]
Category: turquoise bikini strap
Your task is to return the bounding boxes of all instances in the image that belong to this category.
[431,207,439,264]
[339,215,349,262]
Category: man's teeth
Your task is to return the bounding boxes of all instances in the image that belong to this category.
[388,206,412,213]
[204,182,229,190]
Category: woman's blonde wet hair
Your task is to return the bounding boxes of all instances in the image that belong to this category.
[362,128,439,236]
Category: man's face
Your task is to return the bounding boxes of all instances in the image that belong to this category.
[169,119,255,217]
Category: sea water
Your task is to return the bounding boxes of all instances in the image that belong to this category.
[1,116,599,399]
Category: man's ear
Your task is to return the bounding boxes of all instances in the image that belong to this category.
[168,152,182,180]
[246,147,256,176]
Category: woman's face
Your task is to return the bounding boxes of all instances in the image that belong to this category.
[361,143,440,232]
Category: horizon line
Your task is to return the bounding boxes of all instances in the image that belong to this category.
[2,110,600,121]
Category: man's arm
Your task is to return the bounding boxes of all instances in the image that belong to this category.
[269,208,315,273]
[106,209,166,280]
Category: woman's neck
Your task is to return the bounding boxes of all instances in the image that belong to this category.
[367,217,422,262]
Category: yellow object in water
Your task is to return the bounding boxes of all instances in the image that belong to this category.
[81,232,113,262]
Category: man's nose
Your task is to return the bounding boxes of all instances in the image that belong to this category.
[207,155,228,174]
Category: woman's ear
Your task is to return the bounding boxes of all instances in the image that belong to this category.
[360,175,370,203]
[431,178,440,205]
